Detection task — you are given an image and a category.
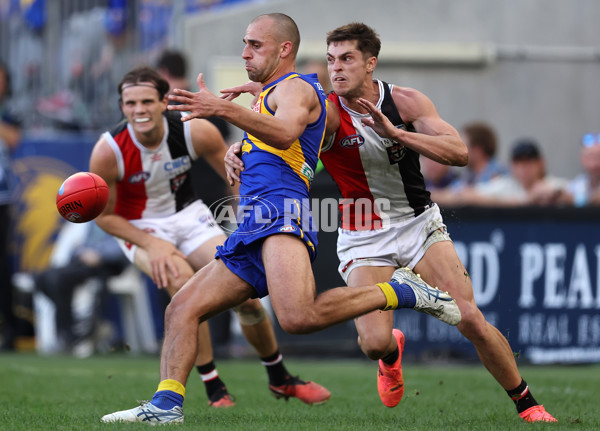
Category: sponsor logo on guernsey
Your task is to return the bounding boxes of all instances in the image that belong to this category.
[279,225,297,233]
[381,124,408,164]
[128,171,151,183]
[340,134,365,149]
[300,162,315,182]
[164,155,191,172]
[169,173,187,193]
[252,95,264,112]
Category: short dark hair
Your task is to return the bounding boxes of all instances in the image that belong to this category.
[326,22,381,59]
[157,50,187,79]
[511,139,542,161]
[118,66,170,100]
[462,122,498,158]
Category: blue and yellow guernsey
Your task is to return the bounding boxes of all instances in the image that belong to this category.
[216,72,327,298]
[239,72,327,199]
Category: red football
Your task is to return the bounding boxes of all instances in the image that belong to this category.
[56,172,109,223]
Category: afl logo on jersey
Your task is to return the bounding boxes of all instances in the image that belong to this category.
[128,171,151,183]
[340,134,365,149]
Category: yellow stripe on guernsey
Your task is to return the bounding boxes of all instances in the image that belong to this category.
[288,198,315,253]
[243,73,325,188]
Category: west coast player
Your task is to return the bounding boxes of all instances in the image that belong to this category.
[89,66,330,409]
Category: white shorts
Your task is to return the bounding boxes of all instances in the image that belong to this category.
[117,200,225,262]
[336,204,451,282]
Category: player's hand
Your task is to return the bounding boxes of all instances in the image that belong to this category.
[225,141,244,186]
[356,98,404,142]
[145,237,186,289]
[220,81,262,105]
[167,73,221,122]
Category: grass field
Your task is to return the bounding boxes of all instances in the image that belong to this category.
[0,352,597,430]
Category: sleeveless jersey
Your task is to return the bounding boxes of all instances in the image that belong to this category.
[239,72,327,202]
[215,72,327,297]
[102,111,197,220]
[321,80,432,230]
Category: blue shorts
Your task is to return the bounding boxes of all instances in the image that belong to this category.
[215,196,317,298]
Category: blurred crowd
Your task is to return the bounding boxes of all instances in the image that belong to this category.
[0,0,251,132]
[425,121,600,209]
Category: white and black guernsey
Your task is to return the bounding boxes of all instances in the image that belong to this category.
[102,111,198,220]
[322,80,432,230]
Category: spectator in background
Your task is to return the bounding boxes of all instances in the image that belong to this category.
[436,139,568,207]
[562,133,600,207]
[2,1,44,130]
[156,49,233,146]
[156,50,189,99]
[0,59,22,351]
[39,7,107,130]
[496,139,567,206]
[156,49,235,223]
[432,121,508,207]
[421,156,460,191]
[459,121,508,185]
[37,1,136,130]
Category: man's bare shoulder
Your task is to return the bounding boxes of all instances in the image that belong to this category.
[91,135,114,160]
[391,85,428,103]
[390,85,433,121]
[90,135,119,182]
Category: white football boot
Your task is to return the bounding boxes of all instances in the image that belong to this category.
[391,267,461,326]
[101,401,183,425]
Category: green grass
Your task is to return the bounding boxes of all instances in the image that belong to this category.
[0,353,597,430]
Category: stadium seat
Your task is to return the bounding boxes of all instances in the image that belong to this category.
[105,265,159,355]
[18,265,158,356]
[14,223,158,356]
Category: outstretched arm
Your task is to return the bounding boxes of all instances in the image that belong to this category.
[168,73,319,150]
[357,87,467,167]
[220,81,262,105]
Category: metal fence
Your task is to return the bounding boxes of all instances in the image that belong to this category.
[0,0,248,134]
